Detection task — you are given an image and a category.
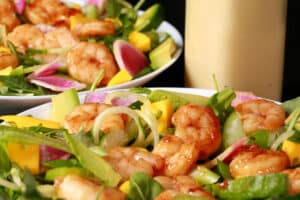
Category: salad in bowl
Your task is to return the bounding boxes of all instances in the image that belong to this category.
[1,87,300,199]
[0,0,182,113]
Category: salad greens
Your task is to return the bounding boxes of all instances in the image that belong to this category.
[1,87,300,199]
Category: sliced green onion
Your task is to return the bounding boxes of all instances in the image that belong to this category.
[190,165,220,185]
[90,68,104,91]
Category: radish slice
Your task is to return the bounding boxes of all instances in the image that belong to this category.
[232,91,257,107]
[113,39,149,76]
[84,91,136,106]
[30,76,86,92]
[40,145,70,164]
[14,0,26,14]
[29,61,62,78]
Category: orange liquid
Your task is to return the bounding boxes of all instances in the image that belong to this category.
[185,0,287,100]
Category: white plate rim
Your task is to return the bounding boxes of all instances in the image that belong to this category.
[19,88,216,119]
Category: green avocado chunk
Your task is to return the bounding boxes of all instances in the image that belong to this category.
[134,3,164,32]
[45,167,89,181]
[51,89,80,124]
[148,89,209,110]
[149,37,177,69]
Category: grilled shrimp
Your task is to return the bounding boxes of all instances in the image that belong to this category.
[64,103,126,134]
[0,52,18,69]
[235,99,285,134]
[0,0,20,32]
[282,167,300,194]
[7,24,44,53]
[152,135,199,176]
[105,147,164,182]
[172,103,222,160]
[24,0,76,26]
[72,19,116,39]
[229,144,290,178]
[54,174,125,200]
[67,42,118,86]
[154,176,215,200]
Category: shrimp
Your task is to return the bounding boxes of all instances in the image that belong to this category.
[105,147,164,182]
[229,144,290,178]
[7,24,44,53]
[24,0,76,26]
[64,103,126,134]
[154,176,215,200]
[72,20,116,39]
[0,0,20,32]
[54,174,125,200]
[282,167,300,194]
[67,42,118,86]
[152,135,199,176]
[235,99,285,134]
[172,103,222,160]
[0,52,18,69]
[40,27,78,49]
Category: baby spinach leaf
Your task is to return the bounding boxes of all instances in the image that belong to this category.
[247,130,270,149]
[210,173,288,200]
[127,172,163,200]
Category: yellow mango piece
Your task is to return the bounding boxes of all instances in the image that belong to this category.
[0,46,10,53]
[7,143,40,175]
[0,115,61,174]
[128,31,151,52]
[0,66,12,76]
[69,15,92,30]
[282,140,300,166]
[149,99,173,134]
[107,69,133,87]
[119,180,130,194]
[0,115,61,128]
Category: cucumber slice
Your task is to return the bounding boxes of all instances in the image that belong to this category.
[134,4,164,32]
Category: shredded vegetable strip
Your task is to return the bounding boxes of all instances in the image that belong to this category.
[92,106,144,145]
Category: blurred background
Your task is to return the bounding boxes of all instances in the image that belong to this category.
[131,0,299,101]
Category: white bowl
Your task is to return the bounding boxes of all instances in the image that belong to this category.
[0,20,183,115]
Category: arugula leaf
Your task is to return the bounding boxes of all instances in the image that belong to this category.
[0,143,11,177]
[208,87,236,124]
[210,173,288,200]
[23,169,41,198]
[0,75,45,96]
[127,172,163,200]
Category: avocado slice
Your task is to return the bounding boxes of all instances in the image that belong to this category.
[134,3,164,32]
[148,90,209,110]
[149,38,177,69]
[45,167,89,181]
[51,89,80,124]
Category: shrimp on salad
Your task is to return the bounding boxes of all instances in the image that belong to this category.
[0,51,18,69]
[54,174,125,200]
[229,144,290,178]
[105,147,164,182]
[282,168,300,195]
[172,103,222,160]
[72,19,116,39]
[154,176,215,200]
[64,103,126,134]
[67,42,118,86]
[0,0,20,33]
[24,0,77,26]
[7,24,44,53]
[235,99,286,134]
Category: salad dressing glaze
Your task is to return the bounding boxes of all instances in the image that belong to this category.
[185,0,287,100]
